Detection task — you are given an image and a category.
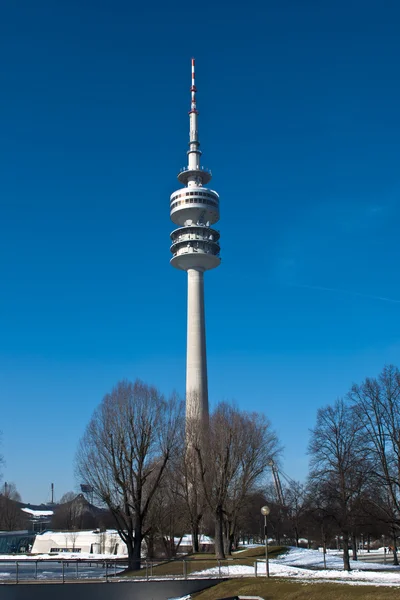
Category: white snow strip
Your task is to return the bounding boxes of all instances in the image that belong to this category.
[21,508,53,517]
[0,552,128,561]
[191,547,400,587]
[275,546,396,571]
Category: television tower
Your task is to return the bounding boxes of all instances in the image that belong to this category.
[170,59,221,434]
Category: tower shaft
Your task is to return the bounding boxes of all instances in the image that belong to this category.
[186,268,209,426]
[170,59,220,439]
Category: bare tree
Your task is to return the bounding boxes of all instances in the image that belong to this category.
[67,529,79,551]
[183,390,210,553]
[308,399,368,571]
[234,489,268,544]
[145,464,188,558]
[283,480,309,547]
[349,365,400,564]
[0,482,24,531]
[305,480,341,564]
[59,491,77,504]
[175,442,208,553]
[195,402,281,559]
[76,380,183,571]
[2,482,21,502]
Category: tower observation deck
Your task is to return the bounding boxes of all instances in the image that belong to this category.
[170,59,220,430]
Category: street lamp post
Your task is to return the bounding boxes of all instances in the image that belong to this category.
[261,506,270,577]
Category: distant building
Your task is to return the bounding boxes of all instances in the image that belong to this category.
[12,493,112,533]
[20,507,53,532]
[0,494,123,555]
[31,529,128,555]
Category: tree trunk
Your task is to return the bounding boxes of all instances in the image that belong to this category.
[191,517,200,553]
[392,531,399,566]
[162,536,173,559]
[274,521,281,546]
[146,531,155,559]
[223,520,234,556]
[294,528,299,548]
[128,525,142,571]
[351,532,357,561]
[227,532,234,555]
[224,532,234,556]
[125,537,135,571]
[342,531,351,571]
[223,521,229,556]
[214,506,225,559]
[321,525,327,569]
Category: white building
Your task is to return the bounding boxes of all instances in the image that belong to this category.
[20,507,54,532]
[31,529,128,555]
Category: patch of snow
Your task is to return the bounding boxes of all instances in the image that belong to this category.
[21,508,53,517]
[192,547,400,587]
[276,546,396,571]
[0,552,128,560]
[174,534,213,546]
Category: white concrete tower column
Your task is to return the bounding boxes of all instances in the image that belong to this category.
[169,59,221,438]
[186,268,209,425]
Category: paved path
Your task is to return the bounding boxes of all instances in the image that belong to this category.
[331,551,399,566]
[356,552,398,566]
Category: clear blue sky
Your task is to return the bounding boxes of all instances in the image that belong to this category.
[1,0,399,504]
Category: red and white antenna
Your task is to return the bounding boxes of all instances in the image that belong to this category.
[190,57,198,113]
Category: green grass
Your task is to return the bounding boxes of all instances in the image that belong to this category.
[122,546,285,579]
[192,577,400,600]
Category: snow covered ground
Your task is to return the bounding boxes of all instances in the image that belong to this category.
[191,547,400,587]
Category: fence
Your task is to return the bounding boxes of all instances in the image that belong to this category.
[0,556,264,584]
[0,558,126,584]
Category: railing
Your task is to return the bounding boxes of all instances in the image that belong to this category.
[170,199,219,210]
[171,247,221,258]
[0,558,127,584]
[179,166,212,174]
[0,556,264,584]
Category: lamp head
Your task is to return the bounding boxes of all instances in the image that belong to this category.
[261,505,270,516]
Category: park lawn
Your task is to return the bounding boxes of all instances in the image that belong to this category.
[122,546,285,578]
[192,577,400,599]
[232,545,286,559]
